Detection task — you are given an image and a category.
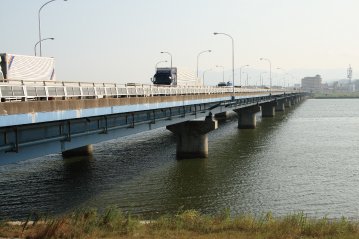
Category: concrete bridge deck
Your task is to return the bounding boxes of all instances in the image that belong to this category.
[0,92,274,116]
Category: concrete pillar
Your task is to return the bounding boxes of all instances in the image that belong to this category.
[166,114,218,159]
[62,145,93,158]
[275,100,285,112]
[234,105,261,129]
[291,99,295,105]
[261,102,276,117]
[285,99,292,108]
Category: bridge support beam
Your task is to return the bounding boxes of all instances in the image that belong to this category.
[261,102,276,117]
[234,105,261,129]
[215,112,228,121]
[62,145,93,158]
[166,114,218,159]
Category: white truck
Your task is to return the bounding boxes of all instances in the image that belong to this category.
[151,67,202,86]
[0,53,56,81]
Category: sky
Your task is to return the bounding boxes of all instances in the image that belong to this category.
[1,0,358,86]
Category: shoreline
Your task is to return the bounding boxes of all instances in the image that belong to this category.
[312,92,359,99]
[313,96,359,99]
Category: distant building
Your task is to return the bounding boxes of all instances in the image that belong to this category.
[301,75,322,92]
[333,79,356,92]
[347,65,353,83]
[353,79,359,91]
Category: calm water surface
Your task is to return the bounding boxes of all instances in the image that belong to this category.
[1,99,359,220]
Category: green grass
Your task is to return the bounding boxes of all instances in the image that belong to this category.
[1,208,359,238]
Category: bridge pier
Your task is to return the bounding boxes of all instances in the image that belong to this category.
[285,99,292,108]
[234,105,261,129]
[275,100,286,112]
[261,102,276,117]
[62,145,93,158]
[166,114,218,159]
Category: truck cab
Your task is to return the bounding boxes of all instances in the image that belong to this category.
[217,81,232,87]
[151,67,177,85]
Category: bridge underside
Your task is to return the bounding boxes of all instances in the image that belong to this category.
[0,93,307,164]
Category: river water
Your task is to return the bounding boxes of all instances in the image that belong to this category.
[1,99,359,220]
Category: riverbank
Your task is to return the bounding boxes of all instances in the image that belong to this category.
[313,92,359,99]
[1,209,359,239]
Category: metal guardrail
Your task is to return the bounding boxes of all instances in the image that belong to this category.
[0,79,294,102]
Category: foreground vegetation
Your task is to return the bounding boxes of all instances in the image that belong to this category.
[1,209,359,239]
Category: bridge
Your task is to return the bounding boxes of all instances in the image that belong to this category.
[0,79,306,164]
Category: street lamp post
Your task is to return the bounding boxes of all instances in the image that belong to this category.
[34,37,54,56]
[38,0,67,57]
[215,65,224,83]
[260,72,267,87]
[155,60,168,70]
[196,50,211,79]
[239,64,249,87]
[213,32,235,94]
[243,72,249,86]
[276,67,287,88]
[260,58,272,94]
[160,51,172,70]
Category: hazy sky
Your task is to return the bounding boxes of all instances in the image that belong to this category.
[1,0,358,85]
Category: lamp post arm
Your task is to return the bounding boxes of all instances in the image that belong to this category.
[196,50,211,78]
[161,52,172,69]
[34,37,54,56]
[155,60,167,69]
[214,32,235,93]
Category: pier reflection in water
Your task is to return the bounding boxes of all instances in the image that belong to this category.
[1,99,359,220]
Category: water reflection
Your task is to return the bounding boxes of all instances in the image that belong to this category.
[2,100,359,220]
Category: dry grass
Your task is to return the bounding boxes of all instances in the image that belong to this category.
[1,209,359,239]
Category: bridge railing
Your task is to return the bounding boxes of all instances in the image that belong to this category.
[0,79,294,102]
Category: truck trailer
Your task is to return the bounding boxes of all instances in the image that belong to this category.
[151,67,201,86]
[0,53,56,81]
